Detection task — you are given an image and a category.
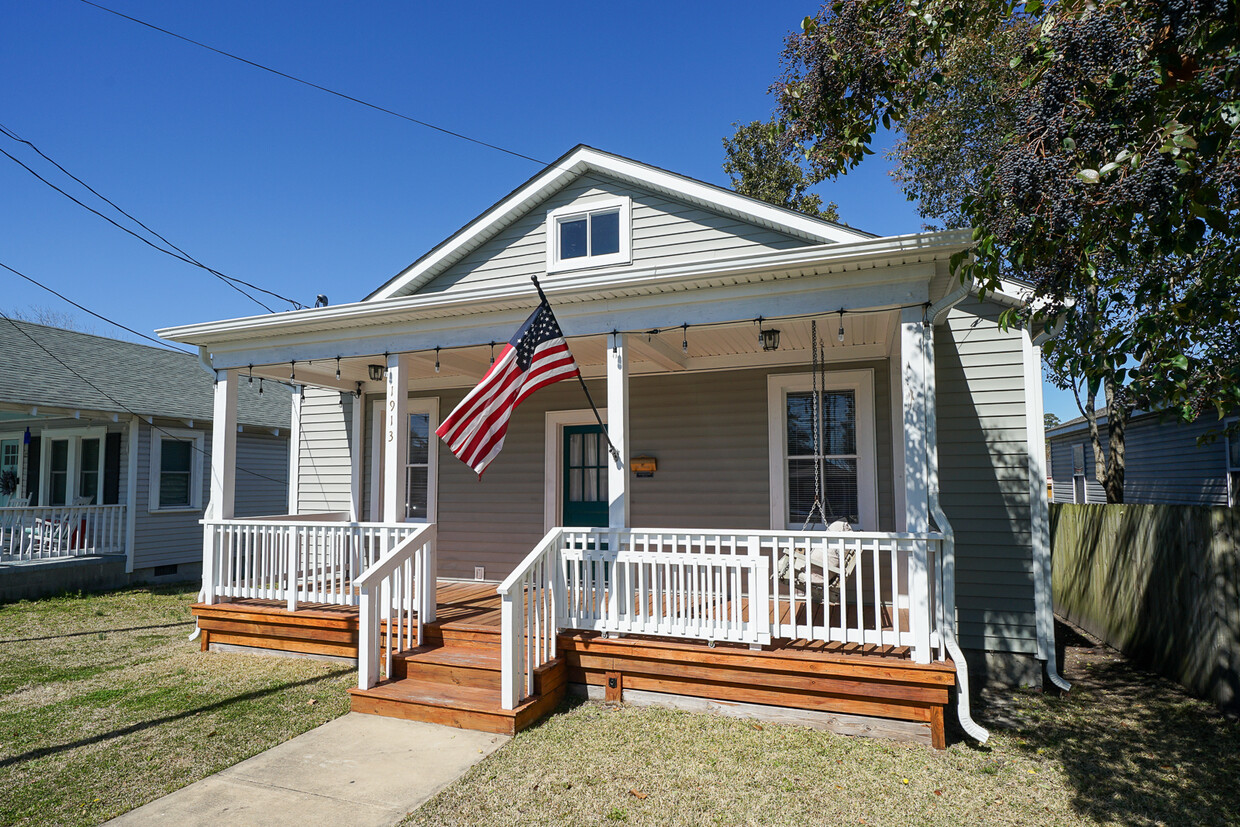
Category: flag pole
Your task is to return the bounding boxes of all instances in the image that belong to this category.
[531,276,621,463]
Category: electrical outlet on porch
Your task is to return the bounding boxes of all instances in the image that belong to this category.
[474,566,485,581]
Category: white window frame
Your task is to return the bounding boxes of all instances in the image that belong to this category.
[38,426,107,507]
[767,370,878,531]
[1225,417,1239,508]
[148,427,205,513]
[545,196,632,273]
[370,397,439,524]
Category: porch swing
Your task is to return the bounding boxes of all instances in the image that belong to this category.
[775,319,859,602]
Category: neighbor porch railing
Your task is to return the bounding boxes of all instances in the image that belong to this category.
[497,526,945,710]
[0,505,127,561]
[200,515,425,611]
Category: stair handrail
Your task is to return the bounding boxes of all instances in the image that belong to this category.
[496,526,563,596]
[356,522,437,690]
[497,526,564,710]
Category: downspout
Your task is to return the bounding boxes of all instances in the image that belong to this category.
[1027,323,1072,692]
[922,283,990,744]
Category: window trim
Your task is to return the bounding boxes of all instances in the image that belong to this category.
[369,398,439,524]
[148,427,205,513]
[37,426,107,507]
[545,196,632,273]
[1225,417,1239,508]
[767,370,877,531]
[1072,443,1087,504]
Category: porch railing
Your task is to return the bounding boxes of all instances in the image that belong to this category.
[0,505,127,561]
[355,523,437,689]
[200,515,424,610]
[497,526,944,710]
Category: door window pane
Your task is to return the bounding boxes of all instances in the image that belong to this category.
[50,440,69,506]
[786,390,859,527]
[79,438,100,504]
[405,413,431,520]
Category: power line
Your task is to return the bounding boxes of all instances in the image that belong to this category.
[0,123,305,311]
[0,259,193,355]
[75,0,549,167]
[0,310,288,486]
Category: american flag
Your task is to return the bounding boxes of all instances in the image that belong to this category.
[436,300,580,477]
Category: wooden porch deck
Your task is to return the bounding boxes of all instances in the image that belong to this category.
[192,580,955,746]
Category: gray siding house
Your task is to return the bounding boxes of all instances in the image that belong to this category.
[0,321,290,593]
[1048,410,1239,506]
[160,147,1064,743]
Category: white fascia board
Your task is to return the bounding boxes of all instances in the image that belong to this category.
[160,229,973,351]
[366,146,872,301]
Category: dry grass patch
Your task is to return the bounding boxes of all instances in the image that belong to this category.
[0,587,354,826]
[406,623,1240,827]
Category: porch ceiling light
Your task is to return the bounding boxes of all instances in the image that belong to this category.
[757,318,780,352]
[368,364,385,382]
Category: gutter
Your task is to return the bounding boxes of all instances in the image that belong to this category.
[922,281,990,743]
[196,345,216,379]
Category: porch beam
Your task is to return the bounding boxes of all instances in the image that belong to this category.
[606,333,629,529]
[383,354,410,523]
[209,369,238,521]
[627,333,687,371]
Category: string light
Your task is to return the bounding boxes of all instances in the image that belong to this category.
[290,360,296,380]
[335,356,341,380]
[489,341,496,364]
[682,323,688,355]
[837,309,846,343]
[248,364,253,385]
[258,378,264,395]
[434,346,440,373]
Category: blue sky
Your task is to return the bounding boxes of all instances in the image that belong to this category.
[0,0,1077,420]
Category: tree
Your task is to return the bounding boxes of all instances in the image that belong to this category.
[767,0,1240,502]
[1044,413,1061,429]
[723,120,840,222]
[2,305,95,333]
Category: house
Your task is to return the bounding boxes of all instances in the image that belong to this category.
[0,320,290,600]
[158,146,1065,747]
[1048,409,1238,506]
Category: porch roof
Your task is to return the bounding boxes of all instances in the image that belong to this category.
[158,229,975,370]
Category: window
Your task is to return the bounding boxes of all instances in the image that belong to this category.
[406,412,431,520]
[149,429,204,511]
[1226,420,1239,507]
[1072,444,1087,504]
[768,371,877,530]
[38,427,106,506]
[545,197,632,272]
[370,398,438,523]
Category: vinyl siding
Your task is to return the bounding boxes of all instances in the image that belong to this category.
[412,174,809,297]
[134,420,289,569]
[1048,413,1232,505]
[356,362,894,582]
[296,387,355,514]
[935,298,1037,655]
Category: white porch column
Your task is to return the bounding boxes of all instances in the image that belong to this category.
[209,369,238,521]
[287,385,303,515]
[606,333,629,529]
[349,391,364,522]
[899,308,932,663]
[383,354,410,523]
[124,416,139,574]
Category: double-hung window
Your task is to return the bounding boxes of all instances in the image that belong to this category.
[39,427,106,506]
[768,371,877,530]
[149,428,204,511]
[545,197,632,273]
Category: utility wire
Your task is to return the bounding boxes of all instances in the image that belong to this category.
[0,259,193,355]
[0,123,304,311]
[1,310,288,486]
[75,0,548,167]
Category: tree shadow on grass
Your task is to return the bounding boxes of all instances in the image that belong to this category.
[988,621,1240,827]
[0,621,193,644]
[0,666,352,770]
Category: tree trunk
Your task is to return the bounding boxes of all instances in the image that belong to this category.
[1101,379,1128,503]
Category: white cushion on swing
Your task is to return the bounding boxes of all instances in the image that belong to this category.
[825,519,853,532]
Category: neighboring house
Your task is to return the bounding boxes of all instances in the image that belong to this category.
[159,146,1062,748]
[0,321,290,597]
[1048,409,1238,506]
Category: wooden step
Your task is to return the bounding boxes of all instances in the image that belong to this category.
[393,645,502,690]
[348,665,565,735]
[422,621,502,650]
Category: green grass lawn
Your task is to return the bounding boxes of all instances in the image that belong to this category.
[0,586,354,826]
[406,623,1240,827]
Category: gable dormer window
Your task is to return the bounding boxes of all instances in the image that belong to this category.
[546,197,632,273]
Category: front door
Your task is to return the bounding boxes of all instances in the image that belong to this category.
[562,425,608,527]
[0,439,18,506]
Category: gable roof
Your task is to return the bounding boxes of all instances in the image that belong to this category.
[0,320,290,429]
[366,145,875,301]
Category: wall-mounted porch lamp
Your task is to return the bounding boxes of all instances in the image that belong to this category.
[367,364,385,381]
[757,317,781,352]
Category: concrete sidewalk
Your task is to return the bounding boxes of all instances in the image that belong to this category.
[106,713,508,826]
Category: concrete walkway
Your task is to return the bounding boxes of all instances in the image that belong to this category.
[106,713,508,826]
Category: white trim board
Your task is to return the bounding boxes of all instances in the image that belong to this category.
[148,427,205,513]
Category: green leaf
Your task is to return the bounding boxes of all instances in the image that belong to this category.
[1172,133,1197,149]
[1170,354,1189,371]
[1076,169,1100,184]
[1062,137,1076,152]
[1100,162,1121,175]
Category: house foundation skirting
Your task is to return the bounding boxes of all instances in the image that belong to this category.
[0,555,128,603]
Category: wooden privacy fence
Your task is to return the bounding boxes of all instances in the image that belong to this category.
[1051,504,1240,710]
